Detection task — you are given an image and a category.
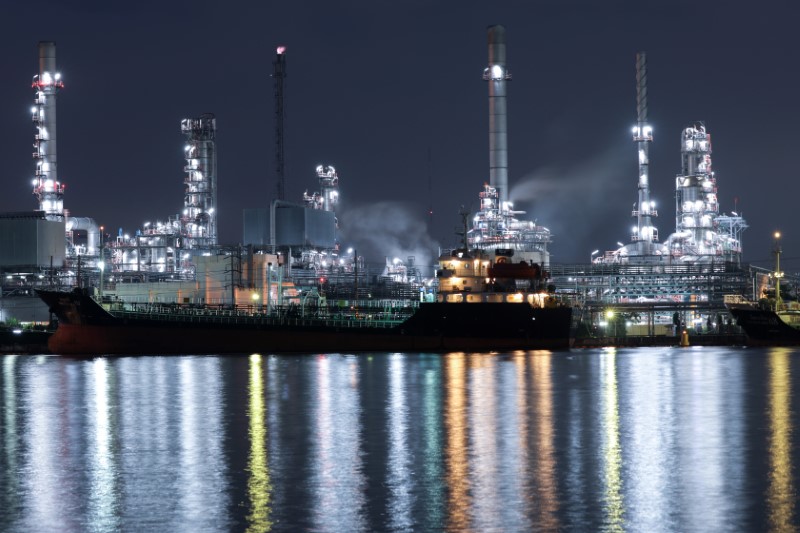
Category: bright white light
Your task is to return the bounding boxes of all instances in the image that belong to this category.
[347,248,354,254]
[31,106,37,114]
[617,242,624,247]
[491,65,503,79]
[54,73,61,81]
[393,257,401,265]
[208,207,214,214]
[98,261,105,271]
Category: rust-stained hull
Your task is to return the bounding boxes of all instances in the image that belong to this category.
[39,288,572,355]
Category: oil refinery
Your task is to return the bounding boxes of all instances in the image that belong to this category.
[0,31,790,345]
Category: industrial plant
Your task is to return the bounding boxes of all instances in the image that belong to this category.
[0,31,791,344]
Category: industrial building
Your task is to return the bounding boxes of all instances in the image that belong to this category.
[549,53,763,340]
[0,33,786,341]
[465,25,552,269]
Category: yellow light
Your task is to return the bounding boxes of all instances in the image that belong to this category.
[251,293,259,301]
[606,310,615,318]
[775,231,781,240]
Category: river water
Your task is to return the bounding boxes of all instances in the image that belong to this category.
[1,347,798,532]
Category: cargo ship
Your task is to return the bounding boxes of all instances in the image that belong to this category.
[727,297,800,346]
[37,249,572,355]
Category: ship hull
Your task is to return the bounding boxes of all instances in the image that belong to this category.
[38,289,572,355]
[728,306,800,346]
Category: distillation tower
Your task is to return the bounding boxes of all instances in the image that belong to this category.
[671,123,746,261]
[630,52,658,254]
[31,41,65,219]
[303,165,339,212]
[466,25,551,265]
[598,53,747,266]
[29,42,101,259]
[181,113,217,249]
[104,114,217,277]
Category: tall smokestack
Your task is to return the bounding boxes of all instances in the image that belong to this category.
[273,46,287,201]
[484,25,512,207]
[632,51,656,253]
[31,41,65,218]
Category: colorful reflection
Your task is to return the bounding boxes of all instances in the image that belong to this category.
[601,348,624,531]
[445,352,470,530]
[624,350,674,530]
[310,356,365,530]
[469,354,500,529]
[420,356,445,529]
[387,353,412,530]
[767,348,794,531]
[175,358,228,529]
[87,358,120,531]
[2,355,19,518]
[530,351,559,529]
[24,357,68,530]
[247,354,272,531]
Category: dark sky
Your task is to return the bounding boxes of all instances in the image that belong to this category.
[1,1,798,269]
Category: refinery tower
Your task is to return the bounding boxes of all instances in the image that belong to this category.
[598,52,747,265]
[466,25,552,267]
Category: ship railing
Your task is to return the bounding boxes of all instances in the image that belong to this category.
[114,305,413,329]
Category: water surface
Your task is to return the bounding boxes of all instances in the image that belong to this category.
[1,347,798,532]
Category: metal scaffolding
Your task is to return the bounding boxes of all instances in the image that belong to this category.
[181,113,217,249]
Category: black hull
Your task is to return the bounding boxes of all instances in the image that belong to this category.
[37,289,573,355]
[729,306,800,346]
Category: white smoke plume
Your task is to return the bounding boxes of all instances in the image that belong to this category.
[509,146,632,262]
[339,201,440,274]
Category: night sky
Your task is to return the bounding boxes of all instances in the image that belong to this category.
[1,1,798,270]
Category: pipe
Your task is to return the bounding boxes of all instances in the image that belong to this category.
[67,217,100,256]
[485,25,511,207]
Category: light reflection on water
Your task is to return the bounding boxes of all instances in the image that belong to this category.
[601,348,624,531]
[247,354,271,532]
[768,348,795,531]
[1,347,800,532]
